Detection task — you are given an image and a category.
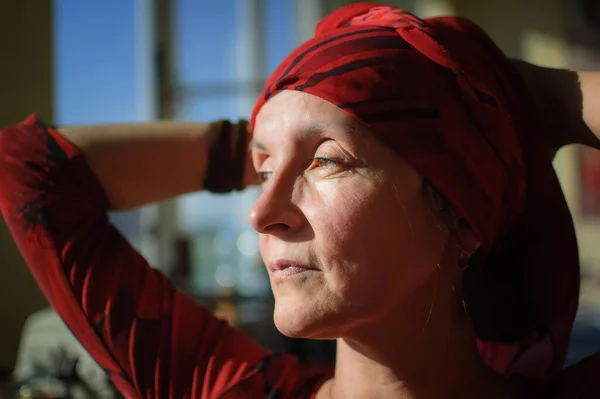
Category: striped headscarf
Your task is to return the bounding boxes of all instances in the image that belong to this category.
[251,2,579,380]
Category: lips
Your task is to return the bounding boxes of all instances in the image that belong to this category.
[268,259,319,280]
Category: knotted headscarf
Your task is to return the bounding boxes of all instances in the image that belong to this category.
[251,2,580,380]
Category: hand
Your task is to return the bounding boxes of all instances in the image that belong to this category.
[511,60,596,156]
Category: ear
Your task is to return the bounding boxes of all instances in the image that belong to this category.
[455,217,480,260]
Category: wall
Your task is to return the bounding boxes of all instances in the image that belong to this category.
[0,1,53,373]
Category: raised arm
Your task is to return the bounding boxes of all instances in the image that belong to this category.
[57,119,254,209]
[0,115,329,398]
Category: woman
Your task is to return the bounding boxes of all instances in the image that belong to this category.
[1,2,600,398]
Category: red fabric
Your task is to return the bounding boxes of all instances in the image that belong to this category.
[0,115,332,398]
[250,2,585,382]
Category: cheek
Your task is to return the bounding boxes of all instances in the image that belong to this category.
[306,182,372,254]
[303,182,400,300]
[308,179,445,295]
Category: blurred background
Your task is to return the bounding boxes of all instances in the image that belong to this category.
[1,0,600,397]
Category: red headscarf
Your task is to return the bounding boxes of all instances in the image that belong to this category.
[251,3,580,380]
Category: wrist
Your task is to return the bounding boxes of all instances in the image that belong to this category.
[203,120,250,193]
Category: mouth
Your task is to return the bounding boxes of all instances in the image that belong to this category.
[268,259,320,280]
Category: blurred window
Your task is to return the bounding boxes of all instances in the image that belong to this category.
[175,0,298,297]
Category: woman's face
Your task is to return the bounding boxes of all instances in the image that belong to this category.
[250,90,450,339]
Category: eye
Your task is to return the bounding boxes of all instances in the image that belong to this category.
[310,157,342,168]
[257,158,345,184]
[256,171,272,183]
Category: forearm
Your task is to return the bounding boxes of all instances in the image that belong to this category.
[578,70,600,146]
[58,121,222,210]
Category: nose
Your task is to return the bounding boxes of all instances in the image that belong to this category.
[248,177,305,235]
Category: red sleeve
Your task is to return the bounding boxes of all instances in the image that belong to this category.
[0,115,332,399]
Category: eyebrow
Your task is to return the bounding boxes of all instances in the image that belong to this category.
[249,123,328,152]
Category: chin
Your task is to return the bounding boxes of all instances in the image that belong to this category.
[272,296,341,340]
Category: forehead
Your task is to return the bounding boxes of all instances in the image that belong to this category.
[253,90,362,140]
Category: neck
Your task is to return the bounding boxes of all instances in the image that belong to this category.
[326,266,523,399]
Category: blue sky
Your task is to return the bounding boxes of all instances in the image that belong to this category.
[54,0,296,125]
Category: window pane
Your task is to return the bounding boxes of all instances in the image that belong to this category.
[265,0,296,73]
[176,0,240,85]
[54,0,136,125]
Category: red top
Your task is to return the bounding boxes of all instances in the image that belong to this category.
[0,115,332,399]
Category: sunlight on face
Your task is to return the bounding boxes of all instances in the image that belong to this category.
[249,90,448,339]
